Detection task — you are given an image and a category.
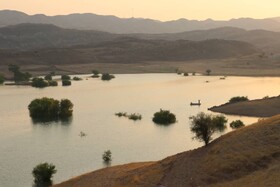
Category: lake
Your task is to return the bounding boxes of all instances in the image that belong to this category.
[0,74,279,187]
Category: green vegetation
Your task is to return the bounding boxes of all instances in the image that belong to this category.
[32,78,58,88]
[190,112,227,146]
[28,97,73,121]
[230,120,245,129]
[0,74,5,84]
[183,72,188,76]
[32,162,56,186]
[101,73,115,81]
[59,99,74,118]
[73,76,82,81]
[48,80,58,86]
[212,115,228,132]
[153,109,176,125]
[92,70,100,78]
[102,150,112,162]
[229,96,249,103]
[32,78,49,88]
[44,74,52,81]
[206,69,211,76]
[8,64,32,82]
[61,75,71,80]
[62,80,71,86]
[115,112,127,117]
[128,113,142,121]
[115,112,142,121]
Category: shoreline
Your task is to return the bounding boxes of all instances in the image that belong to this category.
[209,96,280,117]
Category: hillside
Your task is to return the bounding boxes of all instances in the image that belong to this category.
[1,10,280,33]
[54,115,280,187]
[209,96,280,117]
[0,24,280,53]
[0,37,259,65]
[0,23,116,49]
[133,27,280,53]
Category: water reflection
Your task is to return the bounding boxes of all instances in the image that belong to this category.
[31,117,73,126]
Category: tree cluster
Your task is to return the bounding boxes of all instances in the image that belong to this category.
[153,109,176,125]
[28,97,73,121]
[32,162,56,186]
[8,64,31,82]
[229,96,249,103]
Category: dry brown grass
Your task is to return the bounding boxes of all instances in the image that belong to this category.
[54,115,280,187]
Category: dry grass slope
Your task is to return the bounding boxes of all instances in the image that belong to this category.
[54,115,280,187]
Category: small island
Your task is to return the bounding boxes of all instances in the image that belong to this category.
[209,96,280,117]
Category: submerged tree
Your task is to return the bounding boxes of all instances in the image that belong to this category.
[101,73,115,81]
[32,162,56,186]
[190,112,227,146]
[102,150,112,162]
[28,97,73,121]
[153,109,176,125]
[92,70,100,78]
[59,99,74,118]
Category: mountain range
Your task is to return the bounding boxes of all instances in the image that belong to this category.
[0,10,280,34]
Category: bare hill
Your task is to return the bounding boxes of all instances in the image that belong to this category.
[209,96,280,117]
[54,115,280,187]
[1,10,280,33]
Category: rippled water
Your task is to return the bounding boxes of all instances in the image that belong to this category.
[0,74,279,186]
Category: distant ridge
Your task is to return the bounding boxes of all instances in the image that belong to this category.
[0,10,280,33]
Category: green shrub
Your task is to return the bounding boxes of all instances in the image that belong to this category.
[62,80,71,86]
[153,109,176,125]
[32,163,56,185]
[48,80,58,86]
[44,74,52,81]
[61,75,71,80]
[229,96,249,103]
[59,99,74,118]
[230,120,245,129]
[183,72,188,76]
[115,112,127,117]
[73,77,82,81]
[32,78,49,88]
[102,150,112,162]
[101,73,115,81]
[128,113,142,121]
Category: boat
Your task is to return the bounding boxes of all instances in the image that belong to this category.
[190,100,201,106]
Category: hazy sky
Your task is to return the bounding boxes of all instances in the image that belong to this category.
[1,0,280,21]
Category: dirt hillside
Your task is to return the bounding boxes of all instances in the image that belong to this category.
[54,115,280,187]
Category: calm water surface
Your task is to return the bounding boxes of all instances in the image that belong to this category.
[0,74,279,186]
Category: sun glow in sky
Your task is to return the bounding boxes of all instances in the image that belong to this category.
[1,0,280,21]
